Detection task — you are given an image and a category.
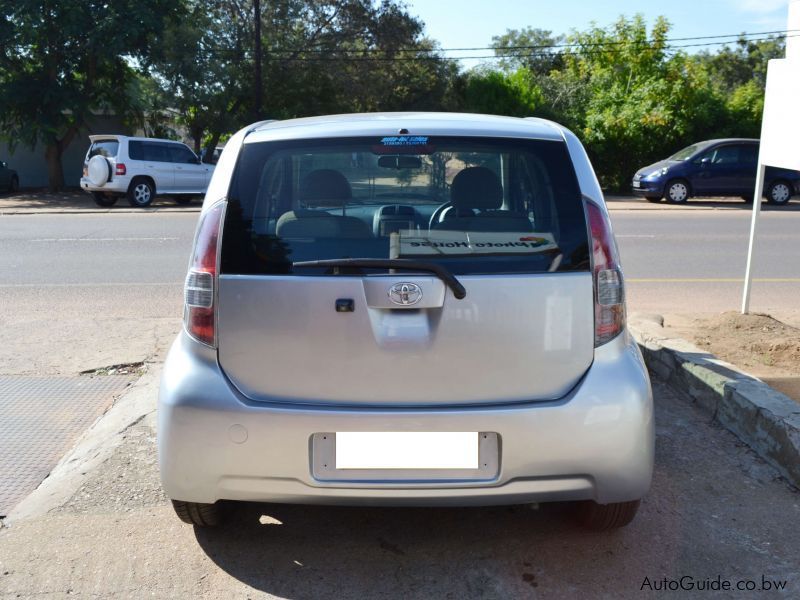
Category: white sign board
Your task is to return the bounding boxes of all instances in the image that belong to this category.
[397,230,558,256]
[759,58,800,171]
[742,0,799,313]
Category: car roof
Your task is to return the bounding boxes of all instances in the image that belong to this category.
[244,112,566,144]
[695,138,759,147]
[88,135,188,145]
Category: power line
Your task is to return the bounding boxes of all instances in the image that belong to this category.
[262,33,799,62]
[264,28,798,56]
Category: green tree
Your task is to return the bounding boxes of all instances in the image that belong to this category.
[548,15,727,189]
[0,0,181,190]
[695,35,785,94]
[149,0,458,158]
[149,0,252,155]
[491,27,564,75]
[460,69,543,117]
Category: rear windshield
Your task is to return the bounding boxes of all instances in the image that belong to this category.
[221,136,590,276]
[87,140,119,159]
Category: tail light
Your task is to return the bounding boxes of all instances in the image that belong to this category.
[82,164,88,177]
[184,202,225,346]
[115,163,127,176]
[585,199,625,346]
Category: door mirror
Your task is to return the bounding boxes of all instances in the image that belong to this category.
[700,157,711,166]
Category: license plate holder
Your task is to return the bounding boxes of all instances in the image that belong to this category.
[311,432,499,482]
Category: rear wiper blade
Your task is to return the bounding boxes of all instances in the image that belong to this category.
[292,258,467,300]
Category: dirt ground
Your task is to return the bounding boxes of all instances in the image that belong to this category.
[663,311,800,403]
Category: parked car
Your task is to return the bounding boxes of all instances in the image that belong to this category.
[80,135,214,207]
[0,160,19,192]
[632,138,800,204]
[158,113,654,530]
[199,145,224,165]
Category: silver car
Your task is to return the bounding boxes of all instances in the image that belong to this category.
[158,113,654,530]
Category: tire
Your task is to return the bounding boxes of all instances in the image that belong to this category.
[766,180,792,205]
[171,500,222,526]
[575,499,641,531]
[645,196,661,203]
[9,175,19,193]
[173,196,193,205]
[92,192,118,207]
[127,177,155,207]
[665,179,690,203]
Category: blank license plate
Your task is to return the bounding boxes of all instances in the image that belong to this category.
[632,180,641,188]
[336,432,478,469]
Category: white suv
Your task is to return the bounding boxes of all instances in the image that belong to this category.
[80,135,214,207]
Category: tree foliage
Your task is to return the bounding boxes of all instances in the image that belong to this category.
[149,0,457,157]
[491,27,564,75]
[460,15,779,190]
[0,6,783,192]
[0,0,181,189]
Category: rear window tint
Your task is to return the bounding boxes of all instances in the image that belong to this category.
[221,136,590,276]
[88,140,118,159]
[130,142,171,162]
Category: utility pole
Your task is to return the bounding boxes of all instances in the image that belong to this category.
[254,0,262,119]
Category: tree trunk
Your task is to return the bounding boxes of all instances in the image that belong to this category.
[44,143,65,192]
[203,131,222,164]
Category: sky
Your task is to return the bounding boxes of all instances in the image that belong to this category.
[405,0,792,68]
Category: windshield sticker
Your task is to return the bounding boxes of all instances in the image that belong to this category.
[380,136,429,146]
[372,136,434,155]
[397,230,558,256]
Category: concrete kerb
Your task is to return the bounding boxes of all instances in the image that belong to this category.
[4,363,161,525]
[629,314,800,489]
[0,207,201,216]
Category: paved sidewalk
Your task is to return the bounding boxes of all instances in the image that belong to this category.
[0,374,134,517]
[0,190,202,214]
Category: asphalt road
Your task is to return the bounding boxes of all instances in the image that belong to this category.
[610,204,800,319]
[0,213,192,375]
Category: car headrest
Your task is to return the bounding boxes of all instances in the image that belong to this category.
[451,167,503,210]
[299,169,352,207]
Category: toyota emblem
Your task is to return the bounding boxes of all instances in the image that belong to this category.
[388,282,423,306]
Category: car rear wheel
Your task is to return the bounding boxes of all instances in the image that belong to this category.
[645,196,661,203]
[92,192,118,207]
[766,180,792,205]
[9,175,19,193]
[666,180,689,203]
[575,499,641,530]
[127,177,155,207]
[171,500,223,526]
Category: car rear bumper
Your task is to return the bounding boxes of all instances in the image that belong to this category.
[158,330,654,506]
[80,177,129,194]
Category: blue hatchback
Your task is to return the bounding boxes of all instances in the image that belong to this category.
[632,138,800,205]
